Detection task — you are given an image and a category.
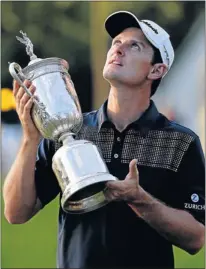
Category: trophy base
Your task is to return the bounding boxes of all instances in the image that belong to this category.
[61,173,117,214]
[52,138,118,214]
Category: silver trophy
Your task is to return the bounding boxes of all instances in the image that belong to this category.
[9,31,117,214]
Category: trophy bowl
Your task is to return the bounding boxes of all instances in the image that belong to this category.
[9,31,118,214]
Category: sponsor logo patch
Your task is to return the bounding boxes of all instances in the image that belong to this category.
[191,193,199,203]
[184,203,205,210]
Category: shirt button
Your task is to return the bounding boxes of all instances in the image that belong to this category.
[117,137,121,142]
[114,153,119,159]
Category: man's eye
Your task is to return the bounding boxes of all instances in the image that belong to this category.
[113,40,121,45]
[131,42,140,49]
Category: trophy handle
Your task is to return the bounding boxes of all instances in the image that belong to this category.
[9,62,33,98]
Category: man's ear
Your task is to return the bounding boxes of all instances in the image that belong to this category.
[148,63,168,80]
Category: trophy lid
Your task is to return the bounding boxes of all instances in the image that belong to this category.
[16,30,42,66]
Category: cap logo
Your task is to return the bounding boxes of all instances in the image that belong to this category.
[141,21,158,34]
[163,45,170,66]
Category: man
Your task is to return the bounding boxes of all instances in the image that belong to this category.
[3,11,205,269]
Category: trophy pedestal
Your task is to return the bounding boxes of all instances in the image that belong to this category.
[52,134,117,214]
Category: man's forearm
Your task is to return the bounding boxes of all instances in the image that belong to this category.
[3,138,40,224]
[128,188,205,254]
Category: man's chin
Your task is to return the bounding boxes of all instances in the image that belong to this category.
[103,71,119,81]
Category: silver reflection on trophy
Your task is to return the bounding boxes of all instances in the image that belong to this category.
[9,31,117,214]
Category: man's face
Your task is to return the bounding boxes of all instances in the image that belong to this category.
[103,27,155,87]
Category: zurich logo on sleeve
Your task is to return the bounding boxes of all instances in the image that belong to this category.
[191,193,199,203]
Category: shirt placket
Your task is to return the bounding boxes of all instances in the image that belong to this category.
[111,129,126,166]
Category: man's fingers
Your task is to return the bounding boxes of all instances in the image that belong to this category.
[24,98,34,119]
[61,59,69,69]
[106,180,124,190]
[15,80,31,99]
[15,81,31,106]
[104,189,114,201]
[104,188,120,201]
[13,80,20,96]
[128,159,139,179]
[19,85,35,114]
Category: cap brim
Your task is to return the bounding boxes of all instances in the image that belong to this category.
[105,11,141,38]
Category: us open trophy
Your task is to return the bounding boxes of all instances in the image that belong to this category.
[9,31,117,214]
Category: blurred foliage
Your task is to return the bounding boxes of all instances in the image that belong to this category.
[1,1,205,114]
[2,2,90,74]
[2,1,204,86]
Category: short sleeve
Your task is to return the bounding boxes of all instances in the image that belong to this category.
[35,138,61,207]
[175,136,205,225]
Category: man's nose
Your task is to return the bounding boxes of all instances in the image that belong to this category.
[114,44,125,56]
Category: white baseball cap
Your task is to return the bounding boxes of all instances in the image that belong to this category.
[105,11,175,75]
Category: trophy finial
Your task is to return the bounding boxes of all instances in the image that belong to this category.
[16,30,37,61]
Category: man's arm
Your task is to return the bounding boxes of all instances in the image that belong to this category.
[105,153,205,255]
[128,187,205,255]
[3,80,42,224]
[4,80,61,224]
[3,139,42,224]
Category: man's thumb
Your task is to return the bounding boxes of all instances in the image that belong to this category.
[128,159,139,179]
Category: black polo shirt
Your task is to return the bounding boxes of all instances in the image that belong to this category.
[35,100,205,269]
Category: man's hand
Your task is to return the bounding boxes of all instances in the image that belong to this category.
[13,79,41,144]
[104,159,145,204]
[104,159,205,255]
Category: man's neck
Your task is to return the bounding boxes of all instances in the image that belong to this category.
[107,86,150,132]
